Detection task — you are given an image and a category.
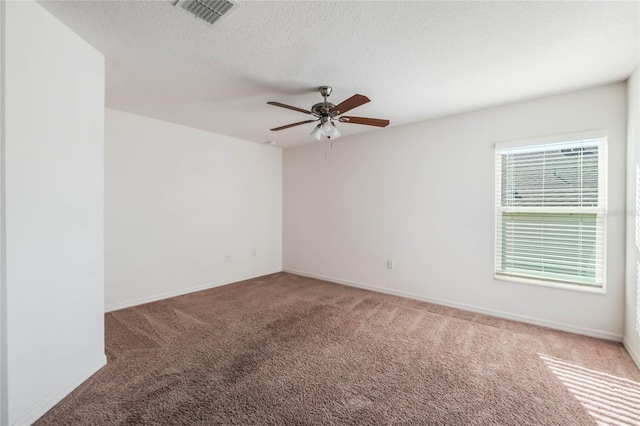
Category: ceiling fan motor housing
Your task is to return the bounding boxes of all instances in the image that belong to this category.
[311,102,336,117]
[312,86,336,117]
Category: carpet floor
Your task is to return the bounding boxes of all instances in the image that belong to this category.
[36,272,640,425]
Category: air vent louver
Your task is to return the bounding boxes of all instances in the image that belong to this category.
[175,0,240,26]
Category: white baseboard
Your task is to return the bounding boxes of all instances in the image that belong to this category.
[105,269,283,312]
[283,268,623,342]
[623,338,640,369]
[12,355,107,426]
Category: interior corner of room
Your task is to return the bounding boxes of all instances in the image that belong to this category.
[1,0,639,424]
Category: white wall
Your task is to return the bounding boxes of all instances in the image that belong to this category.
[105,109,282,311]
[0,0,7,423]
[625,65,640,367]
[4,1,105,424]
[284,83,627,340]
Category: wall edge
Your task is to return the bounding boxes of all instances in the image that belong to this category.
[283,268,624,342]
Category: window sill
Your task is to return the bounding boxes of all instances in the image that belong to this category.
[494,273,606,294]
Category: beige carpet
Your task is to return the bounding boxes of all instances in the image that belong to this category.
[36,272,640,425]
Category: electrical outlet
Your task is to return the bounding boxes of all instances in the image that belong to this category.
[252,249,257,258]
[387,259,394,269]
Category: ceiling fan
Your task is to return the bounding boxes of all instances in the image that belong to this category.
[267,86,390,140]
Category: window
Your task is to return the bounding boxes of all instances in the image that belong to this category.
[494,131,607,291]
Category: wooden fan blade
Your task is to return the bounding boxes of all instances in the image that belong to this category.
[329,94,370,115]
[270,119,317,131]
[267,101,312,115]
[338,116,390,127]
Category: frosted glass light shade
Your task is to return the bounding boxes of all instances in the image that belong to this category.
[329,124,341,139]
[321,120,333,135]
[310,125,322,140]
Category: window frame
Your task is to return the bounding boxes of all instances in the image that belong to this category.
[494,130,608,293]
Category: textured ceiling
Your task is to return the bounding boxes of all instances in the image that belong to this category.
[39,0,639,148]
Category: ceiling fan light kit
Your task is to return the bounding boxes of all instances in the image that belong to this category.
[268,86,389,141]
[310,121,341,141]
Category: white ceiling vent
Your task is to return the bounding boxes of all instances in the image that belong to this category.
[175,0,240,26]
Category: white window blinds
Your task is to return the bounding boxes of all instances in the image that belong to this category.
[495,132,607,289]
